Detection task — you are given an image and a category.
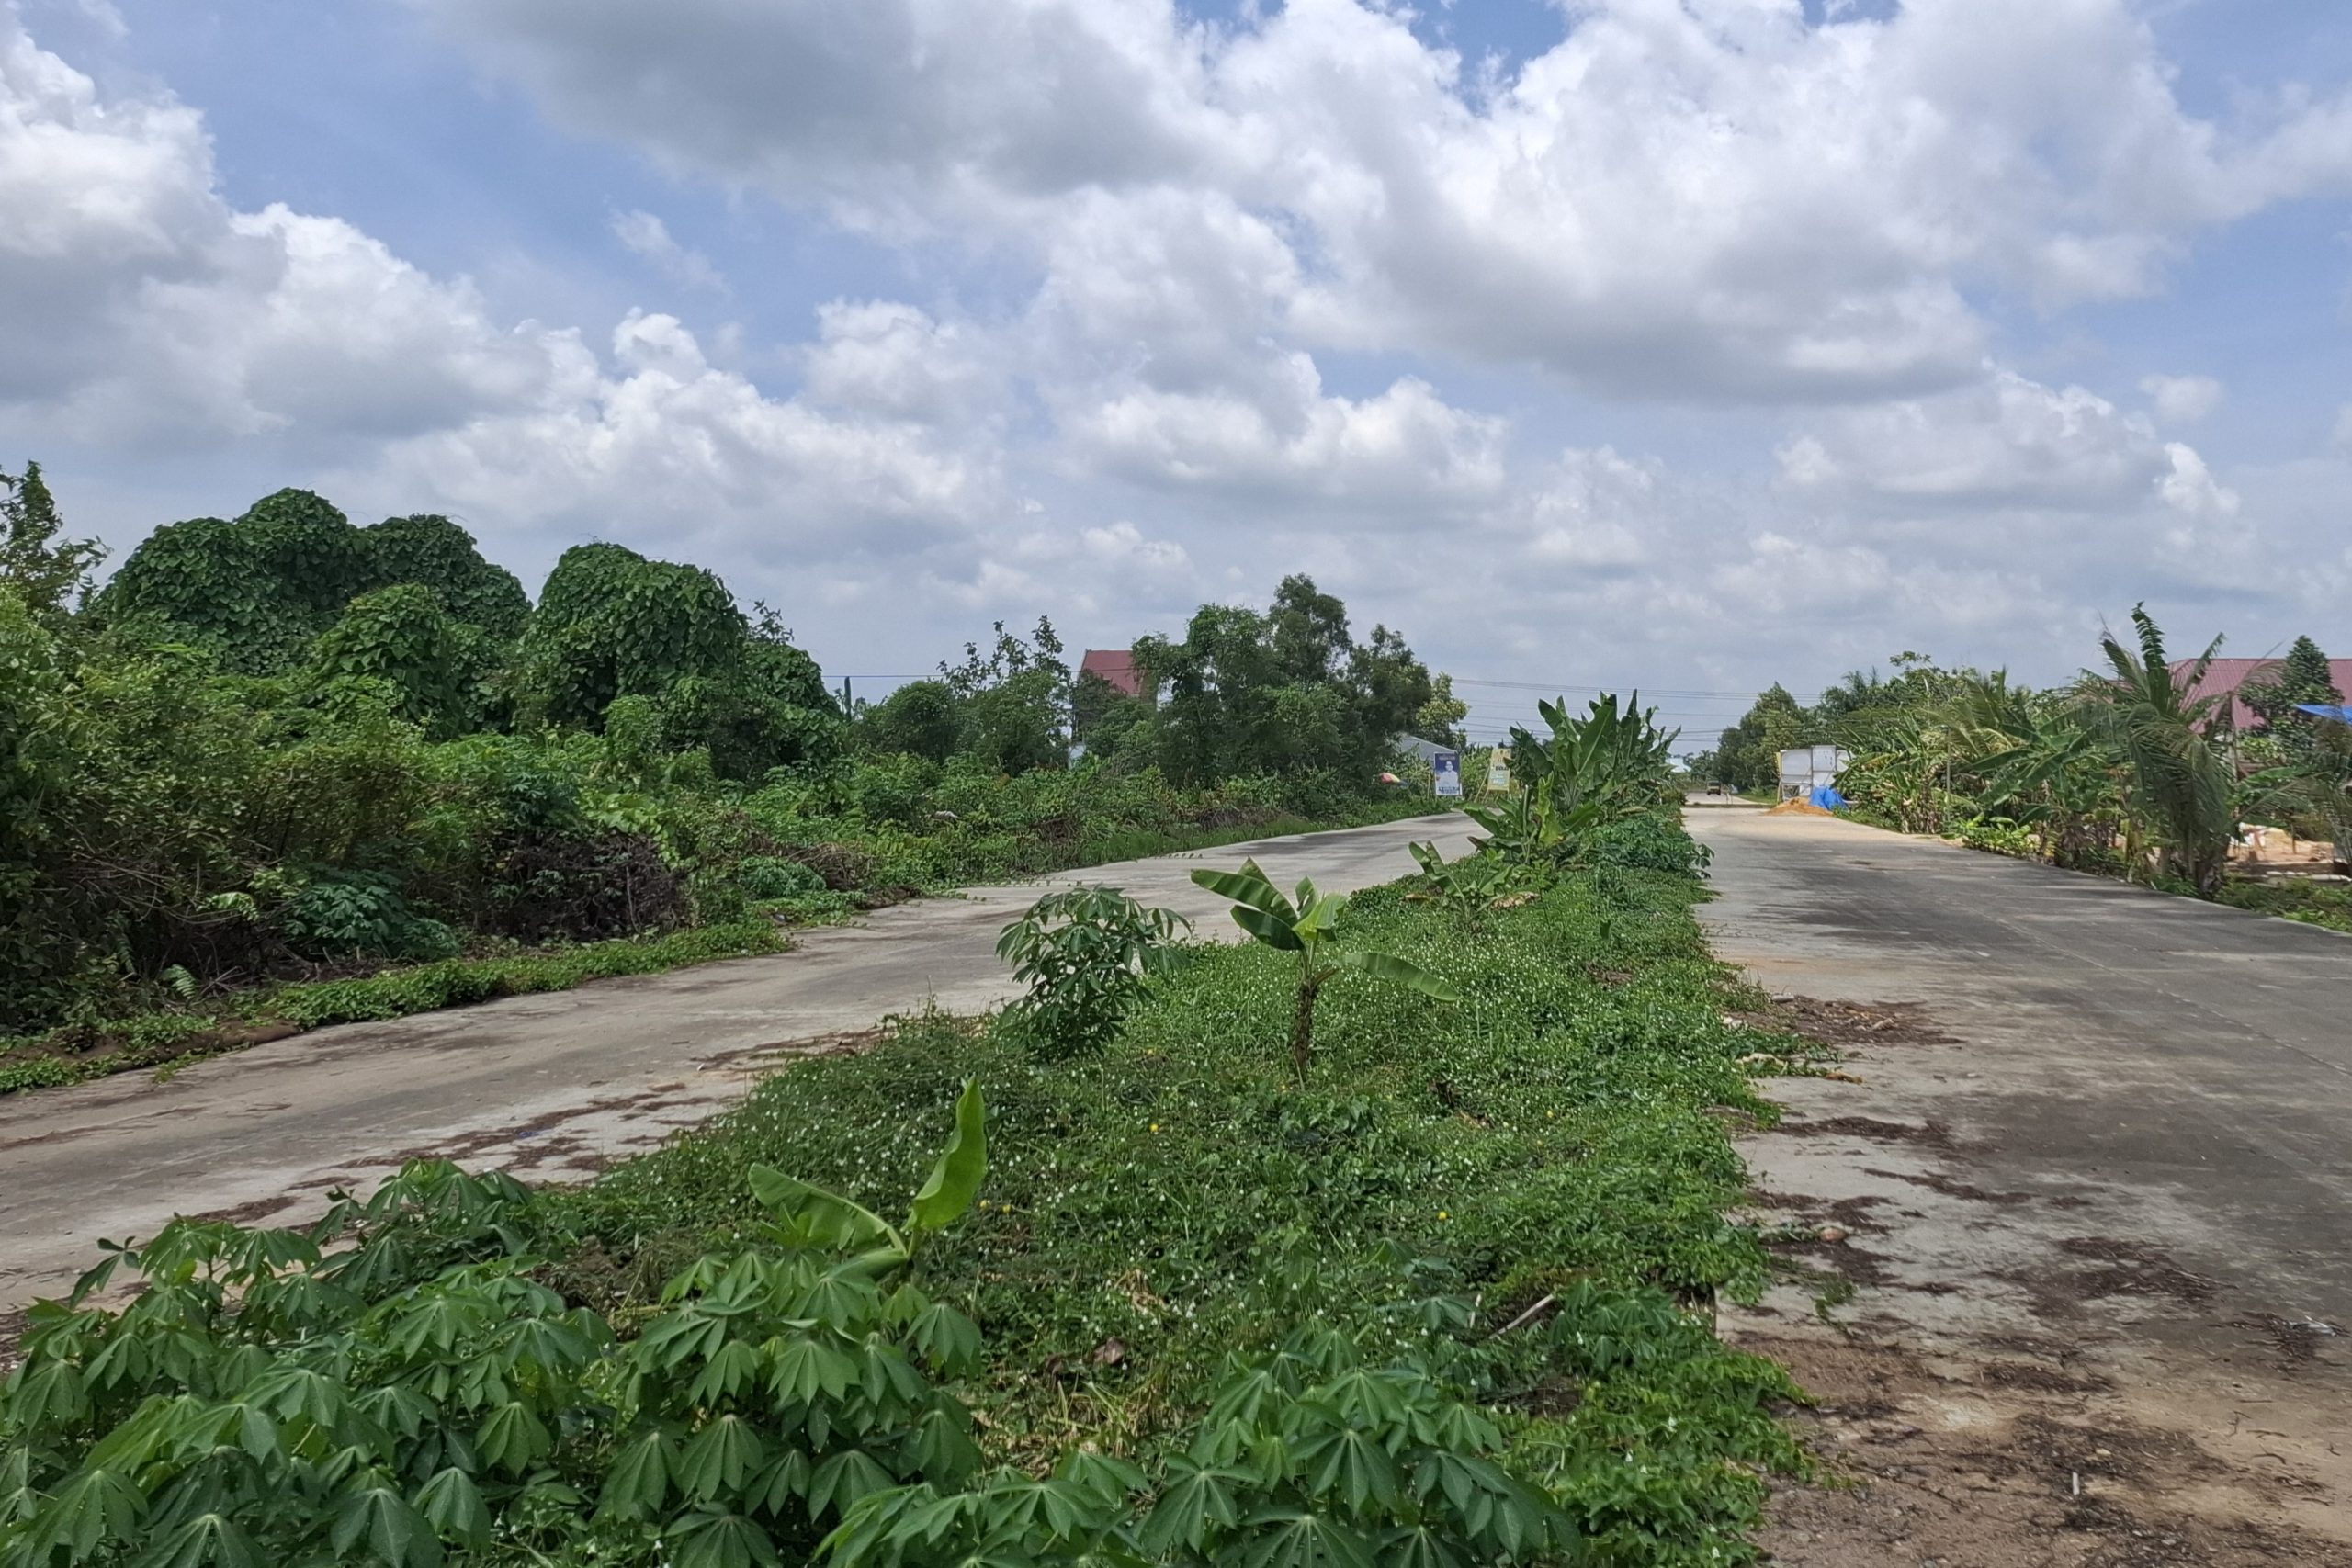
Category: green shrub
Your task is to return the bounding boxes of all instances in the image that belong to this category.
[278,869,460,963]
[1955,815,2037,858]
[1595,816,1714,875]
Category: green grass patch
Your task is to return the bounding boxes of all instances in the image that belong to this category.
[537,861,1806,1562]
[2212,874,2352,934]
[0,920,788,1096]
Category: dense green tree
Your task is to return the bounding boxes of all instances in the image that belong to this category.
[1698,683,1811,789]
[1415,671,1470,748]
[512,543,748,728]
[0,588,78,1024]
[0,461,104,626]
[362,513,530,640]
[512,545,838,779]
[937,618,1070,773]
[863,679,964,762]
[1132,577,1432,786]
[2245,635,2342,750]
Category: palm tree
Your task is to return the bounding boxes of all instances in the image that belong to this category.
[2075,606,2237,894]
[1947,675,2121,870]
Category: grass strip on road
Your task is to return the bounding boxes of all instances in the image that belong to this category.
[541,856,1806,1562]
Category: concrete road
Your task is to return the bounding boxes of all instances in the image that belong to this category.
[1693,809,2352,1561]
[0,812,1473,1314]
[1698,808,2351,1315]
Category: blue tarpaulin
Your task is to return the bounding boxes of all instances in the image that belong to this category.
[1808,785,1849,810]
[2296,704,2352,724]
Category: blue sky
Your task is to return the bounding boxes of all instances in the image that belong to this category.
[8,0,2352,746]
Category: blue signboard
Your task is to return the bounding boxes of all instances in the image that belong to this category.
[1432,750,1463,797]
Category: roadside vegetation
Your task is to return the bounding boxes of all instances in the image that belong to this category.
[2,692,1817,1566]
[0,465,1457,1089]
[1694,609,2352,931]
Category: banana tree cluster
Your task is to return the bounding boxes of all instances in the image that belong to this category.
[1190,860,1458,1085]
[1468,693,1679,867]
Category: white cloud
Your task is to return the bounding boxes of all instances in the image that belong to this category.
[414,0,2352,400]
[800,300,993,423]
[344,310,1003,560]
[2140,373,2223,424]
[1777,371,2177,509]
[1066,354,1507,513]
[0,17,591,444]
[1516,447,1662,572]
[13,4,2352,710]
[610,209,728,295]
[2155,441,2240,520]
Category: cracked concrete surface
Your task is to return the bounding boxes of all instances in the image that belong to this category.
[1692,807,2351,1566]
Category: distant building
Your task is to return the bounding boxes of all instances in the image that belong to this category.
[2174,657,2352,731]
[1079,648,1147,699]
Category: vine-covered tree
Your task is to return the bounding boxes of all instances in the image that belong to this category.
[513,544,839,779]
[300,584,493,740]
[93,490,528,674]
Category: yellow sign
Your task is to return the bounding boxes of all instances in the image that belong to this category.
[1487,746,1511,793]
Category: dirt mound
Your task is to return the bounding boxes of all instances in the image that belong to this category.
[1766,798,1838,817]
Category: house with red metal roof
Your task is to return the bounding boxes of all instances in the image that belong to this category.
[1078,648,1147,699]
[2175,656,2352,730]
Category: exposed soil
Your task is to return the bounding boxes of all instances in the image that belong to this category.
[1789,1113,1963,1149]
[1727,995,2351,1567]
[1736,995,1962,1046]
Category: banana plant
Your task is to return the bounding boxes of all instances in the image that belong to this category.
[1191,859,1459,1086]
[750,1077,986,1273]
[1408,840,1534,927]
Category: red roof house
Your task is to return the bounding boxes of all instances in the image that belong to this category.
[2174,657,2352,730]
[1079,648,1147,698]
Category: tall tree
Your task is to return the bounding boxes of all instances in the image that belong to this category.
[1133,578,1431,786]
[2245,636,2342,750]
[1414,672,1469,748]
[0,461,105,626]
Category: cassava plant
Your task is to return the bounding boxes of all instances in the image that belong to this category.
[0,1087,992,1568]
[1190,859,1458,1086]
[994,886,1190,1059]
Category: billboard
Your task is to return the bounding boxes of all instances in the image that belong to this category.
[1433,750,1463,797]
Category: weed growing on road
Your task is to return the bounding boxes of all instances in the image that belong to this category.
[6,817,1811,1565]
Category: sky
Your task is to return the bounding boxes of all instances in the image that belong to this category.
[7,0,2352,750]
